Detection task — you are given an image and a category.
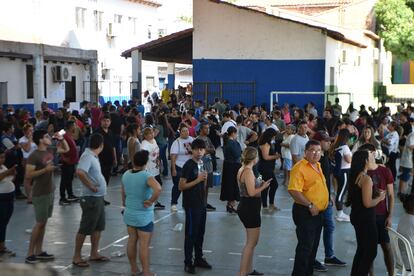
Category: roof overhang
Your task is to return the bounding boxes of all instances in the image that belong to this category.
[121,28,193,64]
[127,0,161,8]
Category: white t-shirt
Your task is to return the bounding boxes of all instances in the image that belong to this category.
[19,136,37,159]
[170,136,194,168]
[0,165,15,193]
[290,134,309,160]
[336,145,352,169]
[281,134,294,159]
[141,139,160,176]
[400,132,414,168]
[221,120,237,135]
[237,125,252,150]
[384,131,399,154]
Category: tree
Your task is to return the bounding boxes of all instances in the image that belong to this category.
[375,0,414,60]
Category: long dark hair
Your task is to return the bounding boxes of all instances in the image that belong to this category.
[345,150,369,207]
[258,128,277,146]
[223,126,237,146]
[328,128,350,160]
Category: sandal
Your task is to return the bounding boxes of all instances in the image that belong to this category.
[72,260,90,267]
[89,255,110,262]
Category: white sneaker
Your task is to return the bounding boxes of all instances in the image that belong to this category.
[171,205,178,212]
[336,212,350,222]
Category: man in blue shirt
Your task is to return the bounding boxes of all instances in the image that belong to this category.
[72,133,109,267]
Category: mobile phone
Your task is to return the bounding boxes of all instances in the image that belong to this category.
[58,129,66,136]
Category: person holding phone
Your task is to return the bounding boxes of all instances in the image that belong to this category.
[345,150,386,275]
[179,139,212,274]
[288,140,329,276]
[358,143,395,276]
[237,147,271,276]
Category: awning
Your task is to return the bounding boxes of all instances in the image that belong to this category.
[121,28,193,64]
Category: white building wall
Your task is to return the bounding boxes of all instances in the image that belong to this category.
[0,57,89,106]
[325,37,376,109]
[194,0,326,60]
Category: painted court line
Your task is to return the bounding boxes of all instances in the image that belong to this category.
[258,255,272,258]
[168,248,182,251]
[61,212,174,271]
[228,252,241,256]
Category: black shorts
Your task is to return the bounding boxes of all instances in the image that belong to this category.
[79,197,105,235]
[237,197,261,228]
[376,215,390,244]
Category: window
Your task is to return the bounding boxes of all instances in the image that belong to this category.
[75,7,86,29]
[128,17,137,35]
[147,25,152,39]
[114,14,122,24]
[146,76,155,90]
[94,10,103,32]
[158,29,166,38]
[26,65,33,99]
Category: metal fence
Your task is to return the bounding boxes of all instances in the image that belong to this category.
[192,82,256,107]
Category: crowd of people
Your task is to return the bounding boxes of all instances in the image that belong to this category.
[1,90,414,275]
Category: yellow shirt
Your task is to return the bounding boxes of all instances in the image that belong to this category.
[288,159,329,211]
[161,89,170,103]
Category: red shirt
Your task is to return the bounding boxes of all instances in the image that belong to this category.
[367,165,394,216]
[61,133,79,165]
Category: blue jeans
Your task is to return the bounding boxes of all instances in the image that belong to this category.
[171,165,182,205]
[158,143,168,176]
[322,202,335,258]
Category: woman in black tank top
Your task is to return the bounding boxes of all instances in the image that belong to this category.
[237,147,271,276]
[345,150,386,276]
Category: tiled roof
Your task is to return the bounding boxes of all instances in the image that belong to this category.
[127,0,162,8]
[269,0,352,6]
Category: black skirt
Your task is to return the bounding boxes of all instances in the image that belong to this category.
[220,161,241,202]
[238,196,261,228]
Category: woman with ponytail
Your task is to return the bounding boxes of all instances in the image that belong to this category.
[220,126,241,213]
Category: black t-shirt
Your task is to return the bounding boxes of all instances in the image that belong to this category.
[110,113,123,136]
[96,128,115,165]
[181,159,206,209]
[168,116,181,138]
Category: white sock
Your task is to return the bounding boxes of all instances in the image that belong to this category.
[337,210,344,217]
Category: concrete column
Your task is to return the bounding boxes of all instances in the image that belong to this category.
[167,62,175,90]
[33,54,44,112]
[131,50,142,101]
[89,59,98,103]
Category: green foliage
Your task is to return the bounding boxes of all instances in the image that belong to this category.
[178,15,192,23]
[375,0,414,59]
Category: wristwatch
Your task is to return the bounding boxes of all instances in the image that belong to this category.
[308,203,313,209]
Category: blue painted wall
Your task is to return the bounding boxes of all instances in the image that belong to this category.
[193,59,326,110]
[167,74,175,90]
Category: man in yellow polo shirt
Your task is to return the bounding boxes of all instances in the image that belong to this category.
[288,140,329,276]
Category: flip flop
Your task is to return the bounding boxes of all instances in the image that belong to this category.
[72,260,90,267]
[89,256,110,262]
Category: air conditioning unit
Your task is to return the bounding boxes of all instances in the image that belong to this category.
[107,23,120,37]
[52,65,71,82]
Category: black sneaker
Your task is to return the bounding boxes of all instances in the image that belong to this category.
[324,256,346,266]
[67,195,80,202]
[59,199,71,206]
[104,200,111,206]
[206,203,216,211]
[194,258,212,269]
[248,270,264,275]
[154,202,165,210]
[184,263,196,274]
[314,260,328,272]
[25,255,39,264]
[36,251,55,260]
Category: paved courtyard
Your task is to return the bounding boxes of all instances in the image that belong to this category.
[1,158,400,276]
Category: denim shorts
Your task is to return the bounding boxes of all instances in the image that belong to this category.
[128,222,154,233]
[399,167,412,182]
[283,158,292,171]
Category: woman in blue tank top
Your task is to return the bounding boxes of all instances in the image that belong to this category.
[121,150,161,276]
